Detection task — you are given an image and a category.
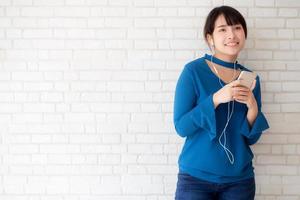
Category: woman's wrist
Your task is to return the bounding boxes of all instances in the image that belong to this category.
[212,93,220,108]
[247,96,258,110]
[246,100,258,127]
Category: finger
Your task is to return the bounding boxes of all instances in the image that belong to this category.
[233,87,250,92]
[233,90,247,98]
[231,80,242,87]
[234,99,247,104]
[250,80,256,91]
[235,93,248,98]
[237,91,250,96]
[233,95,248,101]
[232,88,250,96]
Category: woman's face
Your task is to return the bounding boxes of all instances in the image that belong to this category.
[208,14,246,59]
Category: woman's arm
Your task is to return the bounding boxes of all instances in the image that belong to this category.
[237,76,270,145]
[173,66,217,139]
[246,93,258,127]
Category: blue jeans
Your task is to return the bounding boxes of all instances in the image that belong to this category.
[175,173,255,200]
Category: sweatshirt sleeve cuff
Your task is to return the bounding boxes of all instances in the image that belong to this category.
[240,111,270,139]
[191,94,217,140]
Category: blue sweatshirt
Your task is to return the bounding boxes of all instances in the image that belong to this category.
[173,55,270,183]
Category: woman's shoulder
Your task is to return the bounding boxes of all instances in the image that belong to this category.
[183,56,207,73]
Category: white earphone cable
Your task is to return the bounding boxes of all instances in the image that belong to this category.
[210,54,236,165]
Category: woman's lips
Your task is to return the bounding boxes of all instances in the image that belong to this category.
[225,42,239,46]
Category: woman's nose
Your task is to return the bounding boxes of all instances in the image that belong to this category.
[227,27,235,39]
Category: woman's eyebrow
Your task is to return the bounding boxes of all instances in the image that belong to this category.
[217,24,241,28]
[216,24,227,28]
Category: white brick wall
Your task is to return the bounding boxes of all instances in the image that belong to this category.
[0,0,299,199]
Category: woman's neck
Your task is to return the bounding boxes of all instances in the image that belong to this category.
[214,53,238,63]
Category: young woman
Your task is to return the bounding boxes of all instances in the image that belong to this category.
[173,6,269,200]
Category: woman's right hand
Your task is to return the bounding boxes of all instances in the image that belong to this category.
[212,80,242,108]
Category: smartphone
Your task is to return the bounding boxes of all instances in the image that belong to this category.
[237,71,257,89]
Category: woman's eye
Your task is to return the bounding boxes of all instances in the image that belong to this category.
[235,26,241,30]
[219,28,226,32]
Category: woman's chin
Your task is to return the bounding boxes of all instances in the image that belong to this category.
[221,48,242,56]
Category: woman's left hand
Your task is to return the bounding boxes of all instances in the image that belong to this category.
[232,80,257,110]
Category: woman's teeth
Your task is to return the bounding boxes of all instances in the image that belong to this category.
[225,42,239,46]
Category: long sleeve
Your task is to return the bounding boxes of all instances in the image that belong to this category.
[173,66,217,139]
[240,76,269,145]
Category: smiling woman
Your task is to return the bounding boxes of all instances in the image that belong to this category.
[204,6,247,61]
[173,6,270,200]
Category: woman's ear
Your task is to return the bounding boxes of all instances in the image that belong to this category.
[206,34,215,53]
[206,34,214,47]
